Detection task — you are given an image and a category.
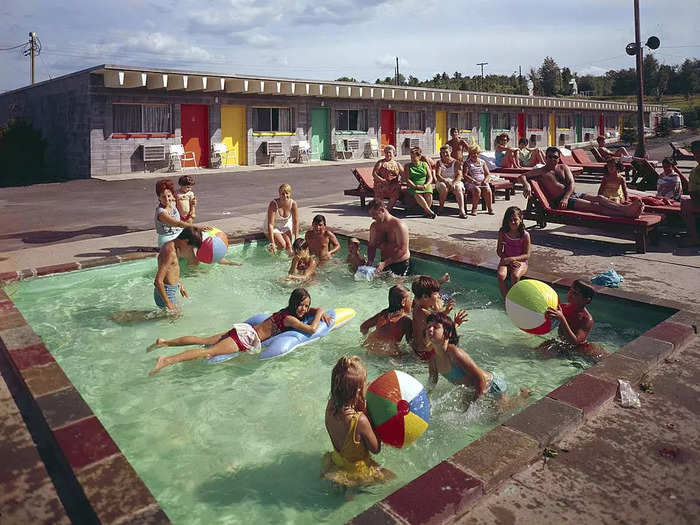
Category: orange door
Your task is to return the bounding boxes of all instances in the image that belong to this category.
[181,104,209,167]
[380,110,395,148]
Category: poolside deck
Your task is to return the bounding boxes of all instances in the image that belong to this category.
[1,133,698,523]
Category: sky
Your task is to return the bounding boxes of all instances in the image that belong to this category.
[1,0,698,93]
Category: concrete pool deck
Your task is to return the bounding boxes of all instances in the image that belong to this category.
[1,139,699,523]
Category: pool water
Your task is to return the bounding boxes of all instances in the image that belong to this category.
[11,241,672,524]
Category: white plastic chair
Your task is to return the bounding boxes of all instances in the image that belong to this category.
[295,140,311,163]
[210,142,236,168]
[169,144,197,171]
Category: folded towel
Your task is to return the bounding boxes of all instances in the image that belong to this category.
[354,265,376,282]
[591,269,623,288]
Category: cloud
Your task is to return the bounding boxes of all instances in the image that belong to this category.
[578,65,608,76]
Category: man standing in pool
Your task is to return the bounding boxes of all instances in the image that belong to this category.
[154,237,188,312]
[366,200,412,276]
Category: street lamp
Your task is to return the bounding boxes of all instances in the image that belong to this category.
[626,0,660,157]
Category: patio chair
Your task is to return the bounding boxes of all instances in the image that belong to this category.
[670,142,694,161]
[265,141,289,166]
[210,142,236,168]
[169,144,197,171]
[365,138,380,158]
[292,140,311,163]
[333,140,352,160]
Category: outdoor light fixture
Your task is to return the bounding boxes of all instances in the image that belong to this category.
[625,36,660,55]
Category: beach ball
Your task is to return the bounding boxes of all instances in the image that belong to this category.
[505,279,559,335]
[366,370,430,449]
[196,234,227,264]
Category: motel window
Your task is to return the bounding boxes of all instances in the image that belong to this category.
[252,107,294,132]
[582,114,596,128]
[492,113,512,130]
[556,114,571,128]
[448,112,474,131]
[398,111,424,131]
[112,103,172,133]
[336,109,368,131]
[527,113,544,129]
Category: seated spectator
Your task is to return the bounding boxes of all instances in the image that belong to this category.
[519,147,643,218]
[596,136,631,159]
[680,140,700,247]
[463,145,493,215]
[403,147,436,219]
[435,144,467,218]
[517,138,546,167]
[598,159,630,203]
[657,158,683,201]
[494,133,519,168]
[372,145,404,212]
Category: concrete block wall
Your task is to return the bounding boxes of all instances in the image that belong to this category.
[0,72,92,181]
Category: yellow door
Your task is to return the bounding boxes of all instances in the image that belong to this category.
[435,111,447,153]
[548,113,556,146]
[221,105,247,166]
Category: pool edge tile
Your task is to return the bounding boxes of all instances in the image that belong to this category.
[52,417,121,471]
[35,263,81,277]
[10,343,57,370]
[547,373,617,418]
[0,270,21,283]
[36,387,94,429]
[347,501,406,525]
[20,362,73,398]
[503,396,583,447]
[642,320,695,350]
[584,352,649,385]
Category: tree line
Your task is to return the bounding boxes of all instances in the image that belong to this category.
[337,56,700,101]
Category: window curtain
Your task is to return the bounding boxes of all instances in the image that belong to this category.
[113,104,141,133]
[143,105,171,132]
[279,108,291,132]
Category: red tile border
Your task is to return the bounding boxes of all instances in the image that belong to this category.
[642,320,695,350]
[35,263,81,277]
[52,417,120,471]
[547,373,618,417]
[10,343,56,370]
[20,362,73,398]
[0,270,20,283]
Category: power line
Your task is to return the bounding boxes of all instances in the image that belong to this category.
[0,42,27,51]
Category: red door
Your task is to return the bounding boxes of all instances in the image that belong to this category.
[181,104,209,167]
[598,114,605,137]
[517,113,526,141]
[380,110,395,149]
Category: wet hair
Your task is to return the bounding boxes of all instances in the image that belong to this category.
[292,238,308,252]
[426,312,460,344]
[287,288,310,316]
[545,146,561,157]
[449,127,458,134]
[572,279,595,302]
[329,355,367,416]
[496,133,510,144]
[155,178,175,197]
[178,175,195,187]
[605,158,623,173]
[386,285,410,313]
[176,226,203,248]
[411,275,440,299]
[312,214,326,226]
[368,199,386,212]
[500,206,525,236]
[279,183,292,195]
[518,138,528,146]
[661,157,675,166]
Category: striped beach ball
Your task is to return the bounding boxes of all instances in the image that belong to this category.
[196,228,228,264]
[505,279,559,335]
[366,370,430,449]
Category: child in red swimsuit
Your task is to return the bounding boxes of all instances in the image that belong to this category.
[496,206,531,300]
[360,285,413,356]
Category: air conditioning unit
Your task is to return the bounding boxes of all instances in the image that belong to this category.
[142,144,166,162]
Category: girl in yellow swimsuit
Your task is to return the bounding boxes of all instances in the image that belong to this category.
[321,356,395,487]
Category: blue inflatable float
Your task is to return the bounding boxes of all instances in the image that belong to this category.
[208,308,356,363]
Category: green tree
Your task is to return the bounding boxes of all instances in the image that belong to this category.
[538,57,561,96]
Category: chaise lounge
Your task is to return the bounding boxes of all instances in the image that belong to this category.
[571,149,632,176]
[670,142,694,161]
[523,179,664,253]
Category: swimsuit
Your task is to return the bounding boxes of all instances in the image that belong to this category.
[500,231,529,271]
[414,347,435,361]
[155,205,183,247]
[176,190,194,220]
[265,199,293,236]
[374,161,402,201]
[494,150,506,168]
[268,309,292,336]
[567,192,587,210]
[225,323,262,353]
[440,361,507,397]
[407,162,433,195]
[518,149,532,166]
[387,259,412,276]
[599,176,624,203]
[154,283,179,308]
[463,159,488,190]
[321,411,391,487]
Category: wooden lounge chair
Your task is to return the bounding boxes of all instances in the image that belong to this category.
[670,142,694,161]
[627,190,681,216]
[630,159,689,193]
[589,146,606,162]
[462,178,514,210]
[344,167,375,207]
[523,179,663,253]
[571,149,632,176]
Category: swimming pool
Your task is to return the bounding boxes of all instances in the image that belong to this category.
[9,240,673,524]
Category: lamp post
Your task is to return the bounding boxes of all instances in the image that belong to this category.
[626,0,659,157]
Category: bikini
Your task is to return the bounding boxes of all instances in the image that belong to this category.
[266,199,293,235]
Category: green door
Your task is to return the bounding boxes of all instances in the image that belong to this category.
[479,113,490,150]
[575,114,582,142]
[311,108,330,160]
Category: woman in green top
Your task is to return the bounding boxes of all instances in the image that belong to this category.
[403,147,437,219]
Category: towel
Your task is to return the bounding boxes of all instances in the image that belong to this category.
[591,269,623,288]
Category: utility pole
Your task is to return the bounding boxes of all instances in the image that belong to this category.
[29,32,36,84]
[395,57,399,86]
[632,0,646,157]
[477,62,488,90]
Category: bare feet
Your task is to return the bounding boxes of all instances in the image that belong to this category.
[626,199,644,218]
[439,272,450,285]
[146,338,166,353]
[470,210,477,216]
[149,356,170,376]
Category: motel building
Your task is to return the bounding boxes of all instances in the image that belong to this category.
[0,64,665,180]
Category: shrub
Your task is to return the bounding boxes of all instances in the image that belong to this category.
[0,119,47,187]
[682,106,700,129]
[655,117,671,137]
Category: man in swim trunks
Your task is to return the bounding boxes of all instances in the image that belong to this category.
[596,135,631,159]
[519,147,644,218]
[154,238,188,312]
[366,200,412,276]
[305,214,340,261]
[445,128,470,162]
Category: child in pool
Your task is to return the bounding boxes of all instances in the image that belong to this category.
[321,355,395,487]
[598,159,630,203]
[360,285,413,356]
[175,175,197,223]
[496,207,531,299]
[425,312,533,409]
[305,214,340,261]
[347,238,367,273]
[540,280,609,361]
[411,275,467,361]
[147,288,330,374]
[286,238,318,281]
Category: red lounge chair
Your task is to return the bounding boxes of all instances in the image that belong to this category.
[523,179,663,253]
[462,178,514,210]
[344,167,375,207]
[589,146,606,162]
[628,190,681,216]
[572,149,632,176]
[670,142,694,161]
